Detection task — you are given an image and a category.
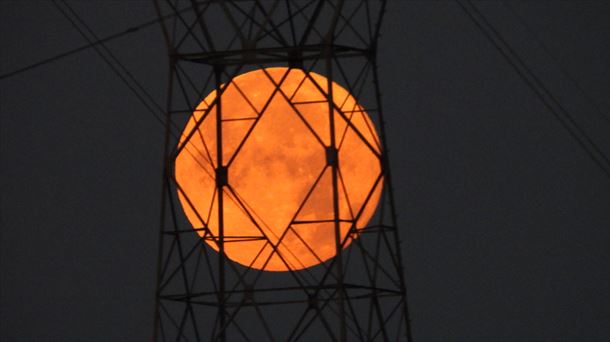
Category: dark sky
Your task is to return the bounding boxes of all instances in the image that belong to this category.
[1,1,609,341]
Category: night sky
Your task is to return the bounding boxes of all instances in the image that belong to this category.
[1,1,609,341]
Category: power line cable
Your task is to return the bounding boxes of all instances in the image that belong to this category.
[0,4,193,81]
[501,0,610,125]
[51,0,166,127]
[60,0,166,114]
[50,0,215,173]
[456,0,610,179]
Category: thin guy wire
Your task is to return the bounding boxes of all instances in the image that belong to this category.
[60,0,166,115]
[51,0,166,127]
[51,0,218,190]
[501,0,610,125]
[456,0,610,179]
[0,4,194,81]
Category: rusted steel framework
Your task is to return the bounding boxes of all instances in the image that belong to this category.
[152,0,412,341]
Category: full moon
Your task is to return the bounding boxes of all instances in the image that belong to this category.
[175,67,382,272]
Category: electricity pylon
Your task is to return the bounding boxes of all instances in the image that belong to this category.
[152,1,412,341]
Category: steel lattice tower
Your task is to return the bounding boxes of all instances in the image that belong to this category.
[152,1,412,341]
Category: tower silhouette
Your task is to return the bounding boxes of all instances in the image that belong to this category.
[152,1,412,340]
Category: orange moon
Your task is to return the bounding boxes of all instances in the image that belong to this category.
[175,67,382,272]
